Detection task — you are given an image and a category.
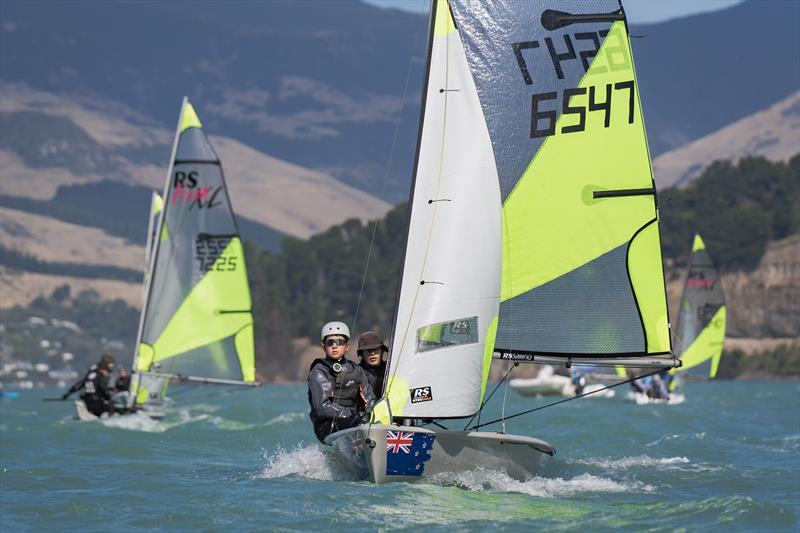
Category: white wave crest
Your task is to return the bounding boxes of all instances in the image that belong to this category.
[257,444,358,481]
[99,410,209,433]
[576,455,690,469]
[264,412,306,427]
[428,469,652,498]
[646,432,706,447]
[100,411,167,433]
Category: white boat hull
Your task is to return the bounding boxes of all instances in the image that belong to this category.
[510,378,615,398]
[325,423,554,484]
[73,400,165,421]
[626,392,685,405]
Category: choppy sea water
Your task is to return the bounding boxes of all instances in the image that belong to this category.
[1,380,798,531]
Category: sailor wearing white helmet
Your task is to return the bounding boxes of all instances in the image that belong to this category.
[307,321,376,442]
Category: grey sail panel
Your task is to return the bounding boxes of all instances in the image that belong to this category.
[141,159,238,343]
[495,243,644,355]
[175,127,219,162]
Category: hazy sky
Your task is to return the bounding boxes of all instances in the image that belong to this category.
[362,0,745,24]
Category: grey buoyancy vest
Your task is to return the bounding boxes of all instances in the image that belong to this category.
[310,358,362,408]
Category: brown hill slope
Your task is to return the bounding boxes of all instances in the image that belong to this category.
[0,83,391,239]
[653,91,800,188]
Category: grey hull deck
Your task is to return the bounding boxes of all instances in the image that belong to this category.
[73,400,165,421]
[326,424,554,484]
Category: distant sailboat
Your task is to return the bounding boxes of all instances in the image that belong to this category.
[669,234,726,391]
[327,0,677,483]
[74,191,166,420]
[127,98,258,412]
[509,365,615,399]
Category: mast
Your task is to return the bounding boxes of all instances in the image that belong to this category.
[129,98,187,408]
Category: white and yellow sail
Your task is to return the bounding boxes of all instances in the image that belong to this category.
[131,99,255,407]
[672,234,726,380]
[380,0,673,422]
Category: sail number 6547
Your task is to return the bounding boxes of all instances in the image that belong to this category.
[530,80,635,138]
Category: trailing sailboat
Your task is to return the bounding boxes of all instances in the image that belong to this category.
[673,234,726,381]
[625,233,725,405]
[126,98,258,413]
[509,365,615,399]
[327,0,678,483]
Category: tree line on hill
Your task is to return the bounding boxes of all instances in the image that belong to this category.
[2,154,797,380]
[246,154,799,377]
[658,154,799,270]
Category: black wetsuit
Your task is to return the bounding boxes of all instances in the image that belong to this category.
[63,364,98,399]
[307,357,375,442]
[359,360,386,398]
[115,375,131,392]
[80,370,114,417]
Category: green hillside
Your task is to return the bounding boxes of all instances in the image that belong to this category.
[659,154,800,270]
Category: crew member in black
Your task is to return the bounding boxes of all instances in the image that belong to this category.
[63,356,116,416]
[356,331,388,397]
[62,354,115,400]
[307,321,375,442]
[115,367,131,392]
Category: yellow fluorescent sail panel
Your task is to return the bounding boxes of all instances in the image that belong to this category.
[501,23,655,301]
[151,238,252,363]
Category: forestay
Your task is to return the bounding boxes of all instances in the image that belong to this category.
[381,0,675,423]
[131,99,255,407]
[672,234,726,378]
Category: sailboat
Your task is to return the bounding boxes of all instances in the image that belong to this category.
[673,234,726,381]
[74,191,166,420]
[509,365,615,398]
[326,0,678,483]
[113,98,258,418]
[76,99,258,421]
[625,233,726,405]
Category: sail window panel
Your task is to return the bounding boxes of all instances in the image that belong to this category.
[417,316,479,353]
[496,244,644,354]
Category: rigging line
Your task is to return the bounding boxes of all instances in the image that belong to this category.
[467,368,664,431]
[463,361,518,430]
[350,5,426,336]
[501,360,510,434]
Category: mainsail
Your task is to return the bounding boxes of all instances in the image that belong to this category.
[380,0,674,423]
[130,99,256,407]
[672,234,726,378]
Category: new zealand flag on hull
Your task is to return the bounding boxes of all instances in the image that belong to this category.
[385,430,435,476]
